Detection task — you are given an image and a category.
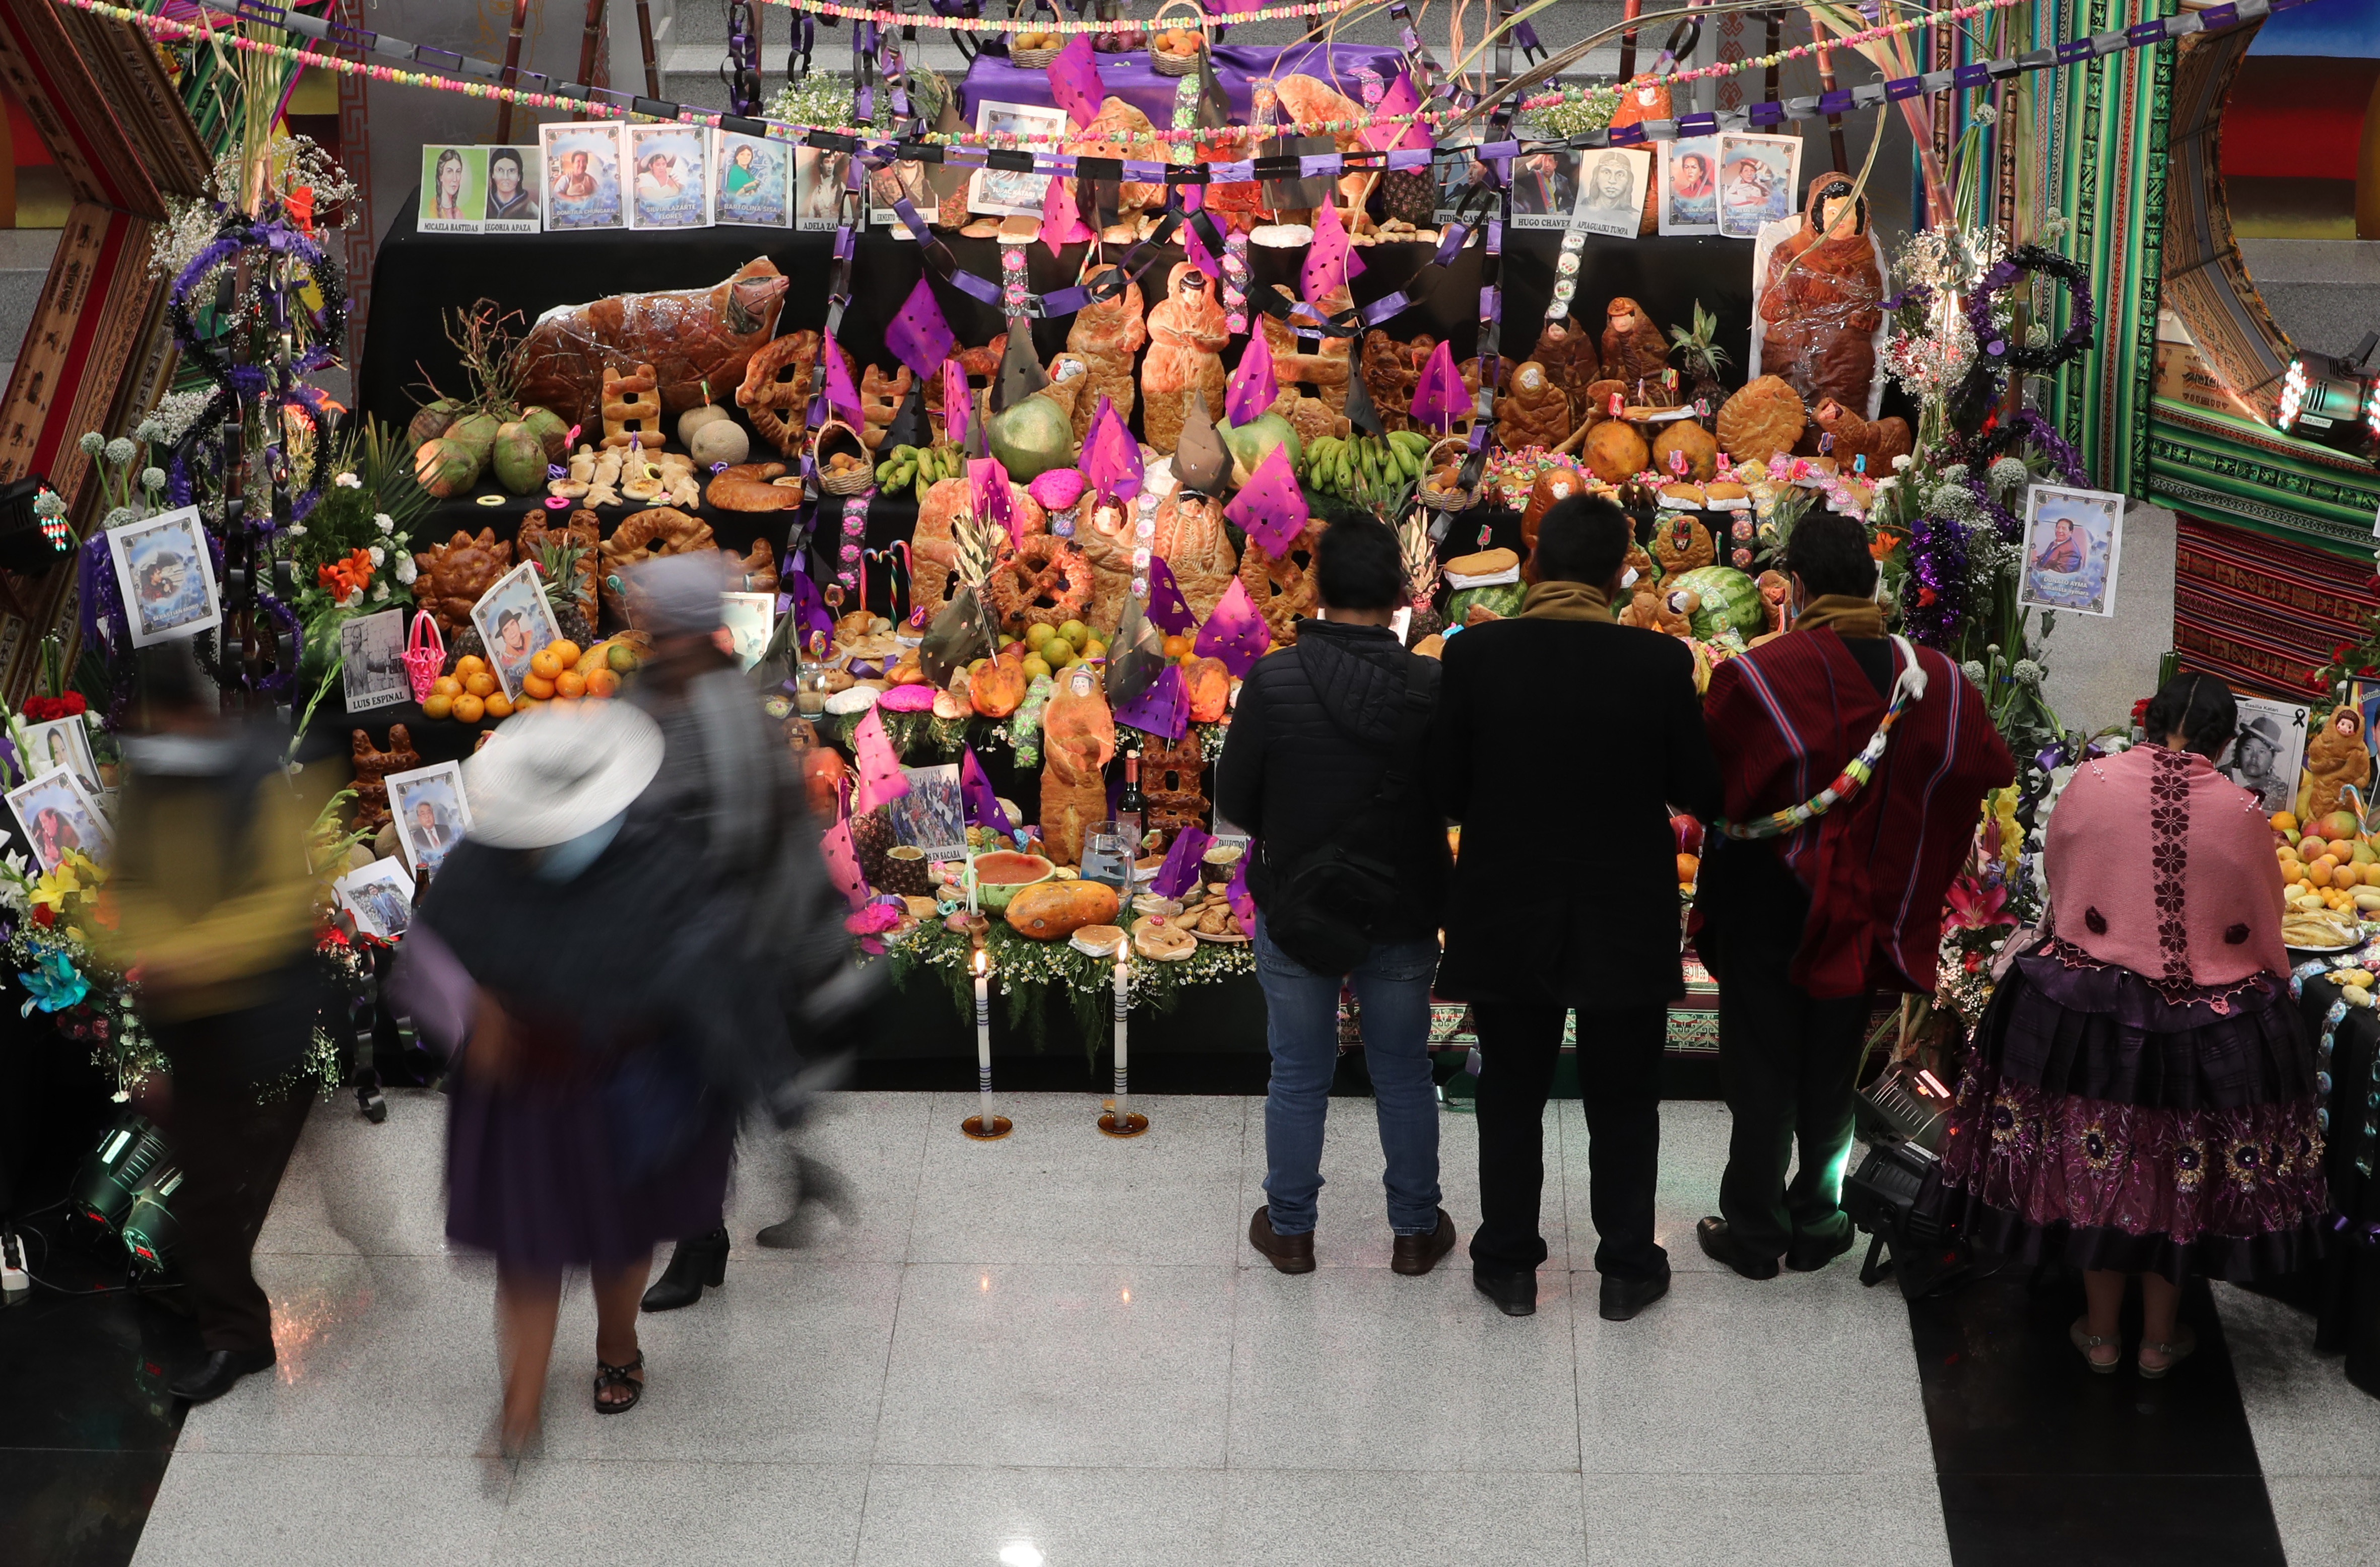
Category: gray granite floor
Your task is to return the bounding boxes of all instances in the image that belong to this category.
[129,1088,2359,1565]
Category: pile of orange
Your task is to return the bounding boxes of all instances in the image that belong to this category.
[420,655,515,724]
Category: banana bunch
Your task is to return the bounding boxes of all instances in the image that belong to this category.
[874,443,964,499]
[1300,430,1432,502]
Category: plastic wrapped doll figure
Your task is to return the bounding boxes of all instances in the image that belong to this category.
[1757,174,1886,413]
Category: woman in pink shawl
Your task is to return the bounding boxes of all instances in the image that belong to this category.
[1941,675,2327,1377]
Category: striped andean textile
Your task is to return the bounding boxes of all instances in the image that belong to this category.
[2173,512,2380,701]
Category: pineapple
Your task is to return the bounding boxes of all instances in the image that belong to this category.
[1668,301,1732,412]
[530,534,599,646]
[851,804,898,889]
[1398,508,1446,643]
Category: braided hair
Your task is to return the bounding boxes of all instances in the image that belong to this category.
[2142,672,2238,760]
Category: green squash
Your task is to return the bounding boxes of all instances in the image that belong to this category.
[1222,413,1302,487]
[986,393,1076,483]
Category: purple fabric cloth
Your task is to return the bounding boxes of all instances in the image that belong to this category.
[959,43,1410,129]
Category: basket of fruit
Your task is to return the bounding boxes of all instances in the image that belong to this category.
[813,417,875,496]
[1149,0,1207,76]
[1009,24,1064,69]
[1417,435,1478,515]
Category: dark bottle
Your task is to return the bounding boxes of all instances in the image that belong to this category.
[1117,749,1146,845]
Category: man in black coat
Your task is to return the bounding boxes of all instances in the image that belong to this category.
[1216,519,1458,1276]
[1431,496,1722,1320]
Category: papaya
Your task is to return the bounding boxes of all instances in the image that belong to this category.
[1184,657,1231,724]
[1004,878,1119,940]
[969,645,1029,719]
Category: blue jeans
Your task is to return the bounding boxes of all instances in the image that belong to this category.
[1253,915,1443,1236]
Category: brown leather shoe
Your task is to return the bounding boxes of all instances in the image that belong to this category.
[1248,1206,1315,1273]
[1391,1208,1458,1275]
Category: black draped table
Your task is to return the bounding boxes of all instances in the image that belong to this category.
[2291,976,2380,1397]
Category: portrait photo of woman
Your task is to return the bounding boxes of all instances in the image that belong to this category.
[485,147,539,223]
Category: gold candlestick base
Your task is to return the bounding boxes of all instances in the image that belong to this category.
[961,1114,1013,1140]
[1097,1103,1150,1138]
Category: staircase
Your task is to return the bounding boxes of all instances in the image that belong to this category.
[0,227,59,392]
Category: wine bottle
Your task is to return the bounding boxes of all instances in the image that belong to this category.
[1117,748,1146,846]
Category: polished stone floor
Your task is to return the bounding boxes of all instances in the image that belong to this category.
[49,1089,2370,1566]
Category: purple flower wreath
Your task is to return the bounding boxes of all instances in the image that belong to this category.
[1902,510,1972,650]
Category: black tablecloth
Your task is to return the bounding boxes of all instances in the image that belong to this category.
[2297,977,2380,1397]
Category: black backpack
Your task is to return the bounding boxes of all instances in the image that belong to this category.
[1259,655,1433,974]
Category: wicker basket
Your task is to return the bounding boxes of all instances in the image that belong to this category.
[1009,45,1061,69]
[814,417,874,496]
[1148,0,1207,75]
[1417,435,1477,514]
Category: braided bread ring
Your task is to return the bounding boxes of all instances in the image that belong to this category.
[1236,519,1327,647]
[983,536,1095,635]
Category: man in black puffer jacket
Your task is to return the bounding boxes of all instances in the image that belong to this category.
[1216,519,1456,1277]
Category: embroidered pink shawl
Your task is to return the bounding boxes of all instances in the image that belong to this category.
[2042,744,2289,990]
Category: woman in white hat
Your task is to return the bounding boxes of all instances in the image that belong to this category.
[400,699,734,1455]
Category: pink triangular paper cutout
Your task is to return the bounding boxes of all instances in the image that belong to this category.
[969,456,1020,550]
[1151,824,1211,897]
[1049,35,1104,130]
[1225,328,1277,428]
[1112,661,1187,740]
[1041,173,1096,256]
[1193,575,1273,677]
[851,707,910,811]
[1144,556,1196,635]
[960,746,1013,835]
[884,277,955,381]
[941,358,971,449]
[1223,442,1309,557]
[824,338,865,429]
[1083,399,1143,502]
[1409,339,1466,431]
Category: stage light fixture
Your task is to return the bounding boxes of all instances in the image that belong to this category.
[2277,332,2380,458]
[1842,1134,1971,1300]
[0,475,74,574]
[69,1114,173,1232]
[120,1165,185,1274]
[1855,1061,1956,1152]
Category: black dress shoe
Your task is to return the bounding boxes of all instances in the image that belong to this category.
[1598,1266,1672,1322]
[1391,1209,1458,1276]
[1473,1268,1537,1317]
[1786,1226,1858,1273]
[1695,1217,1781,1280]
[1247,1207,1315,1274]
[640,1227,729,1312]
[171,1348,276,1404]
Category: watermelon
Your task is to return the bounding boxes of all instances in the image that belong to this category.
[972,850,1055,912]
[1448,581,1524,624]
[1666,566,1765,641]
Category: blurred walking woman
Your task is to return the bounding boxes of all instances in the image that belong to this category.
[399,702,733,1454]
[1940,675,2328,1376]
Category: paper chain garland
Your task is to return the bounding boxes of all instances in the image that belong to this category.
[56,0,2305,161]
[774,0,1363,31]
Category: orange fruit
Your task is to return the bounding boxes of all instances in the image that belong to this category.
[522,673,556,700]
[452,693,485,724]
[1676,852,1699,883]
[455,654,487,678]
[462,670,497,699]
[421,693,454,720]
[583,666,621,698]
[530,648,564,681]
[430,675,461,698]
[2309,861,2333,888]
[554,670,587,700]
[547,640,581,668]
[483,692,515,720]
[1161,634,1192,659]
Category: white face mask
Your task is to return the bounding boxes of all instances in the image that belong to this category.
[1620,567,1639,589]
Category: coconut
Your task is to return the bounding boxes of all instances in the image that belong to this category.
[519,405,571,462]
[689,418,750,467]
[445,410,502,464]
[678,403,735,449]
[408,397,464,450]
[414,436,483,498]
[490,424,548,495]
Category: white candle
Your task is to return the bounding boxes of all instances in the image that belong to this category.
[973,948,995,1130]
[1113,947,1130,1118]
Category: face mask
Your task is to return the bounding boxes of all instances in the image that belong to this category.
[534,812,625,882]
[1620,568,1639,589]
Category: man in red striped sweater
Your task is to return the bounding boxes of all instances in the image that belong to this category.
[1691,515,2012,1278]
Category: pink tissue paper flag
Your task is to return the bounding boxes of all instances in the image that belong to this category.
[823,336,865,429]
[1049,34,1104,130]
[1040,173,1096,256]
[960,746,1014,834]
[1083,398,1143,501]
[1360,71,1431,154]
[968,456,1021,549]
[1194,576,1273,677]
[884,277,954,381]
[1303,199,1363,303]
[941,358,971,449]
[1143,556,1196,635]
[1112,660,1187,740]
[1409,338,1467,432]
[1224,328,1277,427]
[821,814,870,909]
[851,707,911,812]
[1151,825,1212,898]
[1225,847,1254,929]
[1183,218,1222,285]
[1224,442,1309,558]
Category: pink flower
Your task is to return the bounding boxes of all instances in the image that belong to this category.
[1944,876,2013,931]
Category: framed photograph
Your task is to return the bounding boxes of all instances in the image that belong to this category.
[1433,153,1495,224]
[418,144,485,234]
[541,121,626,232]
[21,717,100,800]
[107,507,221,648]
[629,124,713,230]
[335,856,415,941]
[386,761,473,874]
[966,100,1066,218]
[795,146,853,232]
[2016,484,2125,619]
[719,591,776,670]
[1508,149,1580,230]
[714,130,791,228]
[340,608,411,714]
[468,562,563,702]
[482,144,541,232]
[1571,147,1651,239]
[1715,132,1801,239]
[1657,135,1720,235]
[887,763,967,863]
[8,767,110,872]
[868,158,933,233]
[2226,697,2309,816]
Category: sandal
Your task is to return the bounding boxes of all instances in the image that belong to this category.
[592,1352,645,1414]
[2138,1328,2198,1380]
[2069,1316,2120,1375]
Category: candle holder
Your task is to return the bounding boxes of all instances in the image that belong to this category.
[1098,945,1148,1137]
[963,943,1013,1140]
